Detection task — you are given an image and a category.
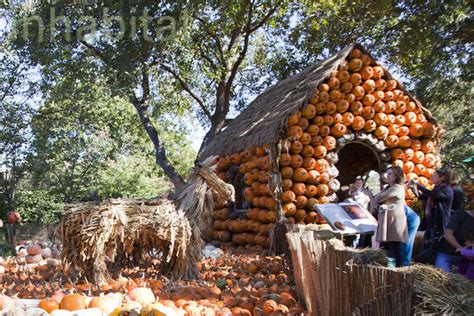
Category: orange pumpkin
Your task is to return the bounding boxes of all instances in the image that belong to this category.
[385,101,396,113]
[298,117,309,130]
[372,66,384,79]
[374,112,387,125]
[362,79,376,93]
[319,172,330,184]
[307,124,320,136]
[403,148,415,161]
[349,58,363,71]
[282,190,296,203]
[421,139,435,153]
[375,79,387,91]
[282,203,297,216]
[409,124,424,138]
[293,168,309,182]
[403,161,415,173]
[360,66,373,80]
[319,83,330,92]
[300,133,312,146]
[319,125,330,137]
[406,101,417,112]
[414,164,426,176]
[282,179,293,191]
[364,119,377,132]
[59,294,87,311]
[290,154,303,168]
[423,122,436,137]
[330,123,347,137]
[383,91,394,102]
[374,126,389,139]
[281,166,294,179]
[387,124,400,135]
[352,86,365,100]
[398,135,412,148]
[336,99,350,113]
[310,135,323,146]
[404,112,417,126]
[342,112,355,126]
[305,185,318,197]
[38,298,59,313]
[351,116,366,131]
[302,157,317,170]
[373,100,385,113]
[295,195,308,209]
[386,79,397,91]
[350,72,362,85]
[301,145,315,158]
[341,81,353,93]
[290,141,303,154]
[317,184,329,196]
[307,170,321,184]
[323,114,335,126]
[323,136,337,151]
[351,48,362,58]
[279,153,291,166]
[412,151,425,164]
[361,54,372,65]
[395,101,406,114]
[318,196,330,204]
[328,77,340,90]
[313,145,327,158]
[315,159,329,173]
[423,153,436,168]
[391,148,404,160]
[287,125,303,138]
[398,126,410,137]
[385,135,399,148]
[329,90,342,102]
[301,104,316,119]
[306,212,319,224]
[294,209,307,223]
[333,112,343,124]
[325,101,337,114]
[313,115,325,126]
[338,70,350,83]
[287,112,301,126]
[395,114,406,126]
[410,139,422,151]
[362,94,375,107]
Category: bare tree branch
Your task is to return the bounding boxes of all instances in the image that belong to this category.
[160,64,212,121]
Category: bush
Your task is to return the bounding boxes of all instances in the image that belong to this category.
[15,190,63,225]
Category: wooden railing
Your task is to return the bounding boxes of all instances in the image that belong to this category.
[287,230,414,316]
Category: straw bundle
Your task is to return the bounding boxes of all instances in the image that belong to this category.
[59,157,235,283]
[407,264,474,315]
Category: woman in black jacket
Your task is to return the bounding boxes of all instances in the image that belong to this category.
[408,168,454,248]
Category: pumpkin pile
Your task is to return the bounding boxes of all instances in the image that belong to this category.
[209,47,440,247]
[0,247,303,315]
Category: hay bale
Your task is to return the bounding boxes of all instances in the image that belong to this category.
[406,264,474,315]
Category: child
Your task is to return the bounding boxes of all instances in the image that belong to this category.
[457,232,474,280]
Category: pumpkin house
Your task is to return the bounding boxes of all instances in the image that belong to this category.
[200,44,442,248]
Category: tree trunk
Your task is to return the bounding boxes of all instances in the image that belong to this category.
[133,103,185,190]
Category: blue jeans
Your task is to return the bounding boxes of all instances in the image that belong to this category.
[401,206,420,266]
[435,252,462,272]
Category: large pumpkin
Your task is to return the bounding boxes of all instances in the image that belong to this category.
[59,294,87,311]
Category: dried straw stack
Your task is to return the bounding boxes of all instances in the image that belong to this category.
[59,157,234,283]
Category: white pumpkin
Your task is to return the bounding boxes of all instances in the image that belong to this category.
[26,307,49,316]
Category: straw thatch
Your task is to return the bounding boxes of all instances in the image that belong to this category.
[200,43,440,160]
[406,264,474,315]
[59,157,235,283]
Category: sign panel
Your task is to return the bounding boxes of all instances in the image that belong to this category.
[315,202,377,235]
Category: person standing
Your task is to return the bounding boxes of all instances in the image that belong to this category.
[348,177,374,248]
[373,167,408,267]
[408,169,454,250]
[447,170,465,212]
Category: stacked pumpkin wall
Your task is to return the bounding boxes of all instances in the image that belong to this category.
[209,47,440,248]
[211,147,275,248]
[279,47,439,223]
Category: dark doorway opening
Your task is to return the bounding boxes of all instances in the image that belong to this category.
[335,142,382,189]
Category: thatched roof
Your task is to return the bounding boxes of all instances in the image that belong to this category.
[200,43,438,159]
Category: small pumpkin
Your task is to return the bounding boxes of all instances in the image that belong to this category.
[330,123,347,137]
[290,155,303,168]
[350,72,362,85]
[301,104,316,119]
[364,119,377,132]
[351,116,366,131]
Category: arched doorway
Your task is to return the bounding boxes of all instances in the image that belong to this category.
[335,142,383,195]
